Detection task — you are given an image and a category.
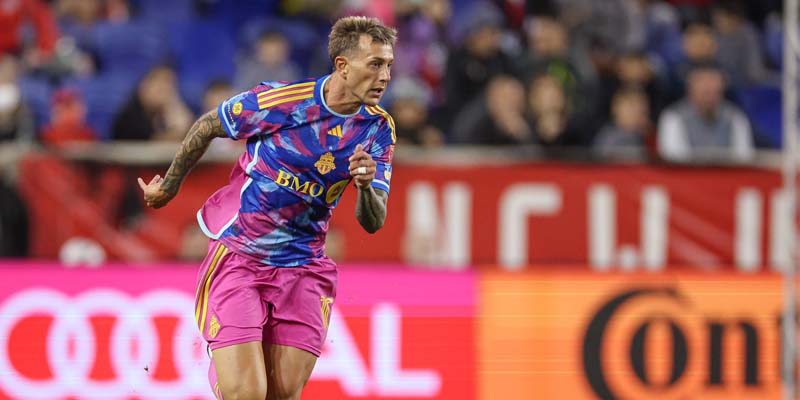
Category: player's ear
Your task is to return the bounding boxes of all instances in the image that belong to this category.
[334,56,349,78]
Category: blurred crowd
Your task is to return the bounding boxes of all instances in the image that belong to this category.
[0,0,789,162]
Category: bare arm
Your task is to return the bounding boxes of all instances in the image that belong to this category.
[349,144,389,233]
[355,186,388,233]
[138,110,228,208]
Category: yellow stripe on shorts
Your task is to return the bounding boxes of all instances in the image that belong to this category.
[195,243,227,329]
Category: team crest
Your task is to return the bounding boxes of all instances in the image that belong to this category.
[232,102,243,115]
[315,152,336,175]
[208,315,220,338]
[384,168,392,181]
[320,296,334,329]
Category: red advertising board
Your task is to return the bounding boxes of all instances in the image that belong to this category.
[18,156,788,271]
[0,264,475,400]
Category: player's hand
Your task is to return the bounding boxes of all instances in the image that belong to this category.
[348,144,376,190]
[137,175,174,209]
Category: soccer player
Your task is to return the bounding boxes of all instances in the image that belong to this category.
[138,16,396,400]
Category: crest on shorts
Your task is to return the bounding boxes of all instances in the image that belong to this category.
[315,152,336,175]
[320,296,334,329]
[209,315,220,338]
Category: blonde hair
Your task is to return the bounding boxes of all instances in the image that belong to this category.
[328,16,397,64]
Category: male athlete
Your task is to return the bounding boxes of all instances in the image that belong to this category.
[138,16,396,400]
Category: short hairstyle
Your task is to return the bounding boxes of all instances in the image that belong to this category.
[328,16,397,64]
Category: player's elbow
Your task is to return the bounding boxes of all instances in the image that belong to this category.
[364,223,383,234]
[360,219,384,234]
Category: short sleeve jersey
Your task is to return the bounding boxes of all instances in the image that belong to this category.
[197,75,396,267]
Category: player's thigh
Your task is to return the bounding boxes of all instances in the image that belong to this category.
[264,343,317,400]
[212,341,268,399]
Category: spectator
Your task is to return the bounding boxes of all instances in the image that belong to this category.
[614,51,670,120]
[234,30,300,91]
[39,87,96,146]
[711,0,769,87]
[201,79,243,156]
[594,87,651,158]
[0,56,33,143]
[111,64,192,141]
[202,79,235,114]
[526,73,582,152]
[393,0,451,101]
[657,64,753,162]
[442,1,514,128]
[0,0,60,67]
[516,16,579,88]
[673,22,717,87]
[387,76,443,147]
[451,75,532,145]
[0,178,29,257]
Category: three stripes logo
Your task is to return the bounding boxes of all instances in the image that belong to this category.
[327,125,343,138]
[257,81,315,110]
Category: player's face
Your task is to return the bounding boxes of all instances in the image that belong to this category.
[346,35,394,106]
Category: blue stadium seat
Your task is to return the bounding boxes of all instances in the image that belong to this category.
[764,25,783,70]
[736,84,782,148]
[17,76,53,129]
[69,74,138,140]
[168,20,236,112]
[90,21,168,79]
[131,0,194,25]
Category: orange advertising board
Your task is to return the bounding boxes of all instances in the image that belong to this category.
[479,272,787,399]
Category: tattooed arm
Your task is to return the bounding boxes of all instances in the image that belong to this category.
[349,144,388,233]
[355,186,388,233]
[138,110,228,208]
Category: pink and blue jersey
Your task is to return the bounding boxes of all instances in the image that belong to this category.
[197,75,395,267]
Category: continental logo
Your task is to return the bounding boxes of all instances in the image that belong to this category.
[583,288,770,399]
[275,169,349,204]
[314,152,336,175]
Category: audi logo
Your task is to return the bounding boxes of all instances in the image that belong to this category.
[0,289,209,400]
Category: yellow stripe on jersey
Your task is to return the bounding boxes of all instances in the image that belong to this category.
[373,105,396,144]
[256,81,315,98]
[257,86,314,103]
[258,93,314,110]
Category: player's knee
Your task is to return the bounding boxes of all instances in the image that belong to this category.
[220,377,267,400]
[269,372,308,400]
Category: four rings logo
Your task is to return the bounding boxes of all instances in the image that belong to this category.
[0,289,208,400]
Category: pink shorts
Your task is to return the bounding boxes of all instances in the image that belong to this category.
[194,240,338,357]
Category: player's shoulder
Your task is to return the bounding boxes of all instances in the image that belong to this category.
[248,78,319,109]
[363,104,395,129]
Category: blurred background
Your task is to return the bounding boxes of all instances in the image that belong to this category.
[0,0,798,399]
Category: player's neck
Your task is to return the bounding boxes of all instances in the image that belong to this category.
[323,74,362,115]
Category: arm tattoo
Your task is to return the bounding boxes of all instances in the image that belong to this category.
[161,111,227,195]
[355,186,388,234]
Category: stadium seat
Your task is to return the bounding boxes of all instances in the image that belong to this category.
[90,21,168,79]
[167,20,236,112]
[69,74,138,140]
[17,75,53,129]
[131,0,194,25]
[736,84,782,148]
